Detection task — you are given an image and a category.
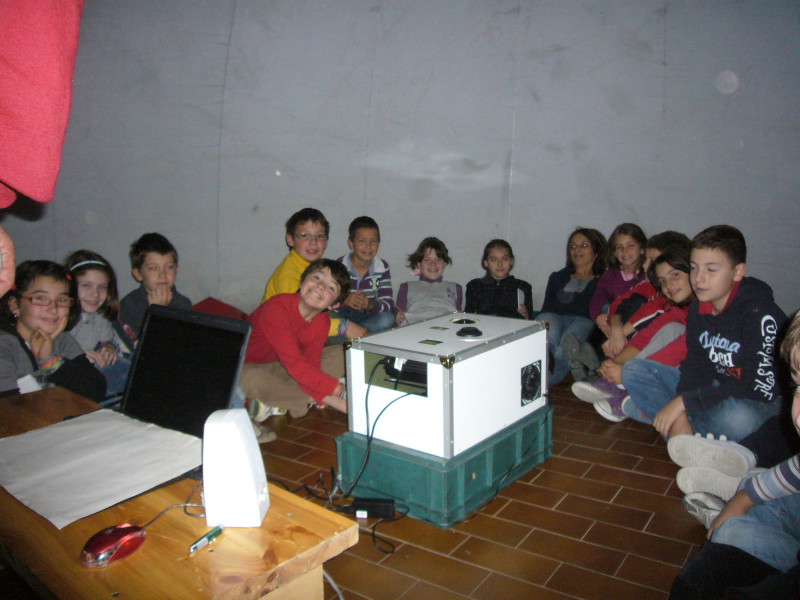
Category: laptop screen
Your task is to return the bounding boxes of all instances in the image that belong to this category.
[121,305,251,438]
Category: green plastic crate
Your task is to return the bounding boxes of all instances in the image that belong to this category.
[336,405,552,529]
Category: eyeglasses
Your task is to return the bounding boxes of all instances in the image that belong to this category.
[294,233,328,242]
[568,242,592,250]
[20,294,74,308]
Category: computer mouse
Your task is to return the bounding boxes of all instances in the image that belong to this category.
[451,318,476,324]
[80,523,146,568]
[457,326,482,337]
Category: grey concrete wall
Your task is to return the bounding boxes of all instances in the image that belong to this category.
[5,0,799,313]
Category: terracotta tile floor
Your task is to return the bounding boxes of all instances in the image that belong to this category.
[263,379,707,600]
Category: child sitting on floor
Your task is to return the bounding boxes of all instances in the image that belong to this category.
[602,230,691,358]
[395,237,463,326]
[119,232,192,343]
[571,245,695,422]
[239,258,351,420]
[564,223,648,381]
[65,249,131,397]
[622,225,795,480]
[333,216,395,333]
[261,207,366,340]
[465,239,533,319]
[668,308,800,600]
[0,260,106,402]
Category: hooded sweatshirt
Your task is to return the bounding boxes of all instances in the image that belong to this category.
[677,277,786,414]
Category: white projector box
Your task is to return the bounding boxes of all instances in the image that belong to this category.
[202,409,269,527]
[346,313,547,459]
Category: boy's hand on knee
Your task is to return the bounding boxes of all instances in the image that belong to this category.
[600,360,622,384]
[654,396,685,438]
[708,490,753,538]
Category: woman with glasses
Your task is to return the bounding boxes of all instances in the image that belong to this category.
[534,228,607,385]
[0,260,106,400]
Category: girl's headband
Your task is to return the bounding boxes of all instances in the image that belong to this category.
[70,259,107,271]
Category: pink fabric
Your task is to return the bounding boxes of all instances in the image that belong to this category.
[0,0,84,206]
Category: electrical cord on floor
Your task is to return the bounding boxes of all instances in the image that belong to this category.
[339,357,412,499]
[257,356,419,554]
[362,502,410,554]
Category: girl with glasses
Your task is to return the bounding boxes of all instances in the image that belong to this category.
[0,260,106,401]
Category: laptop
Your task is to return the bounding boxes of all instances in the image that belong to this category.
[120,305,251,439]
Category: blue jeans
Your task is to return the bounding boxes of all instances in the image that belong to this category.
[534,312,594,385]
[332,306,396,333]
[621,358,681,423]
[713,482,800,572]
[97,355,132,396]
[687,395,783,442]
[622,358,783,441]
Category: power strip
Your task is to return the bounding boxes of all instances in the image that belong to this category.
[353,497,395,519]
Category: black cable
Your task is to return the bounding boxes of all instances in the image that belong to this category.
[368,502,410,554]
[340,389,412,499]
[338,355,390,498]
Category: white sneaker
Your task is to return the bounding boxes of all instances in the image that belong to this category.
[251,421,277,444]
[682,492,726,529]
[676,466,741,501]
[667,433,756,477]
[248,398,287,423]
[594,396,628,422]
[571,381,611,403]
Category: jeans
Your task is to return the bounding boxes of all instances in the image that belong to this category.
[712,490,800,573]
[621,358,681,423]
[97,355,132,396]
[332,306,396,334]
[534,312,594,385]
[688,396,783,443]
[622,359,783,443]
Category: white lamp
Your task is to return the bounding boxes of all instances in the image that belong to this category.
[202,409,270,527]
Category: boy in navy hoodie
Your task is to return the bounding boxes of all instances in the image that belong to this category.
[623,225,790,472]
[668,310,800,600]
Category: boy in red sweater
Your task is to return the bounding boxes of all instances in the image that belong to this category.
[240,259,351,418]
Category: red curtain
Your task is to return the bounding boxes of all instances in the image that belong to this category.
[0,0,84,207]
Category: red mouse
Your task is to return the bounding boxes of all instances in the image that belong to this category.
[80,523,146,568]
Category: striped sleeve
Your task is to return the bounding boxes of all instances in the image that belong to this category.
[744,454,800,504]
[372,261,395,313]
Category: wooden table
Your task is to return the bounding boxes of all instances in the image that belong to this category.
[0,388,358,600]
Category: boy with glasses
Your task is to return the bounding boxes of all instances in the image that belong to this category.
[260,208,366,340]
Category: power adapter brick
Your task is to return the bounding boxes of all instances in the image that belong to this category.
[353,497,395,519]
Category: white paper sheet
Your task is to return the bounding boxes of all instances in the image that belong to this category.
[0,410,202,529]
